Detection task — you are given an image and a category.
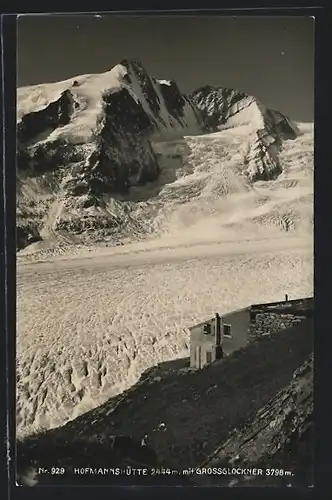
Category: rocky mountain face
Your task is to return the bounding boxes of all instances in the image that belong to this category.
[16,60,301,251]
[191,85,300,182]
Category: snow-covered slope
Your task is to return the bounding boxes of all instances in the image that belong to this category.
[17,60,303,254]
[150,122,313,243]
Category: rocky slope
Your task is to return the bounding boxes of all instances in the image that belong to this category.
[196,355,313,487]
[17,59,301,251]
[16,318,313,486]
[17,320,313,486]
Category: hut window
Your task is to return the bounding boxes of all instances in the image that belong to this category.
[223,324,232,337]
[203,323,211,335]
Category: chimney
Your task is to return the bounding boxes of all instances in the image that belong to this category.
[215,313,221,346]
[215,313,223,359]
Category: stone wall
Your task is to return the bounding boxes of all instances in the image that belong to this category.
[249,312,306,340]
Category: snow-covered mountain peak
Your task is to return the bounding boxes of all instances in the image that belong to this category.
[16,60,306,252]
[17,59,203,145]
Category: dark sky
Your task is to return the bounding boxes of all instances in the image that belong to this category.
[17,15,314,121]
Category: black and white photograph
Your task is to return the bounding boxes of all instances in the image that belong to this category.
[15,13,314,487]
